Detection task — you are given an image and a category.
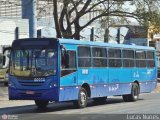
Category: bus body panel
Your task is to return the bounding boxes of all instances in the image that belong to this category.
[59,43,79,101]
[59,72,79,101]
[9,38,60,102]
[9,75,59,101]
[131,68,157,93]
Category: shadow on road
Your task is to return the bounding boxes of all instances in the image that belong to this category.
[0,97,144,115]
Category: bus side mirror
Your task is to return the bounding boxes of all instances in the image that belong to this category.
[65,53,69,67]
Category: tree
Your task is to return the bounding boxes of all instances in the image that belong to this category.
[133,0,160,33]
[53,0,139,40]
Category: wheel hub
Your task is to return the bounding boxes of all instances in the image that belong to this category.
[80,91,86,105]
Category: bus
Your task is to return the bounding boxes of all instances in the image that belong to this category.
[0,47,11,86]
[8,38,157,108]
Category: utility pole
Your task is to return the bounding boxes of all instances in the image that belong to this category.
[15,27,19,40]
[104,0,110,43]
[22,0,37,38]
[117,27,120,44]
[90,27,94,41]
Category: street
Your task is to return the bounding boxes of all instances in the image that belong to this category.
[0,83,160,120]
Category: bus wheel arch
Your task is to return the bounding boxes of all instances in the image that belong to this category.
[133,80,140,94]
[73,83,91,108]
[134,80,140,87]
[81,83,91,98]
[123,81,140,102]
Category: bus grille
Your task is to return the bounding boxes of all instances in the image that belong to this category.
[18,81,44,86]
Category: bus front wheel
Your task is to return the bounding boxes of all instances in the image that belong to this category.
[123,83,139,102]
[35,100,49,108]
[73,87,88,108]
[4,82,8,86]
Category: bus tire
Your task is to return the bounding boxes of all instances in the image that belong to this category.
[122,95,129,102]
[35,100,49,108]
[4,82,8,86]
[73,87,88,108]
[123,83,139,102]
[93,97,107,103]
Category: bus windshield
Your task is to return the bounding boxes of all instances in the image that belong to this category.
[10,49,57,77]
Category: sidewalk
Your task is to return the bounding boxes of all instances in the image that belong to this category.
[153,82,160,93]
[0,87,34,108]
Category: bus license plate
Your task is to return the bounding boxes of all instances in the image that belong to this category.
[26,91,35,95]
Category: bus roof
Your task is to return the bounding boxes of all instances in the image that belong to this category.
[58,38,155,50]
[13,38,155,51]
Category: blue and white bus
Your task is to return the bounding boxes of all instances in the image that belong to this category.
[8,38,157,108]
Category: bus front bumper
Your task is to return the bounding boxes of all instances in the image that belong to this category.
[8,87,59,102]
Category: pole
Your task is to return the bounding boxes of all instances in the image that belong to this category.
[15,27,19,40]
[22,0,37,38]
[104,0,110,43]
[90,27,94,41]
[117,27,120,44]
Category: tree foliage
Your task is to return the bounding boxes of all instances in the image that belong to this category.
[133,0,160,33]
[53,0,160,40]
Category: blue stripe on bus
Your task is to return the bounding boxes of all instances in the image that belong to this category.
[58,81,157,102]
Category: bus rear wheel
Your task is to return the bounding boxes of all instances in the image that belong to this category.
[73,87,88,108]
[123,83,139,102]
[35,100,49,108]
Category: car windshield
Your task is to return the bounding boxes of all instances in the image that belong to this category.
[10,49,57,77]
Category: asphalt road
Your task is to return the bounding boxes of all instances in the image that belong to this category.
[0,83,160,120]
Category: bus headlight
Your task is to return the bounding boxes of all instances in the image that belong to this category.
[49,82,57,88]
[9,81,16,88]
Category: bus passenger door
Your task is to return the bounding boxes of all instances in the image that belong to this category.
[60,50,78,101]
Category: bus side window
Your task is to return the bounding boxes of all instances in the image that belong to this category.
[147,51,155,68]
[78,46,91,67]
[135,50,146,67]
[61,53,68,69]
[108,48,122,67]
[61,50,76,77]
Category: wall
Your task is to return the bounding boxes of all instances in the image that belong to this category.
[0,18,29,53]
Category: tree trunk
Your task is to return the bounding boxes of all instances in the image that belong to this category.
[74,33,80,40]
[73,20,81,40]
[62,30,73,39]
